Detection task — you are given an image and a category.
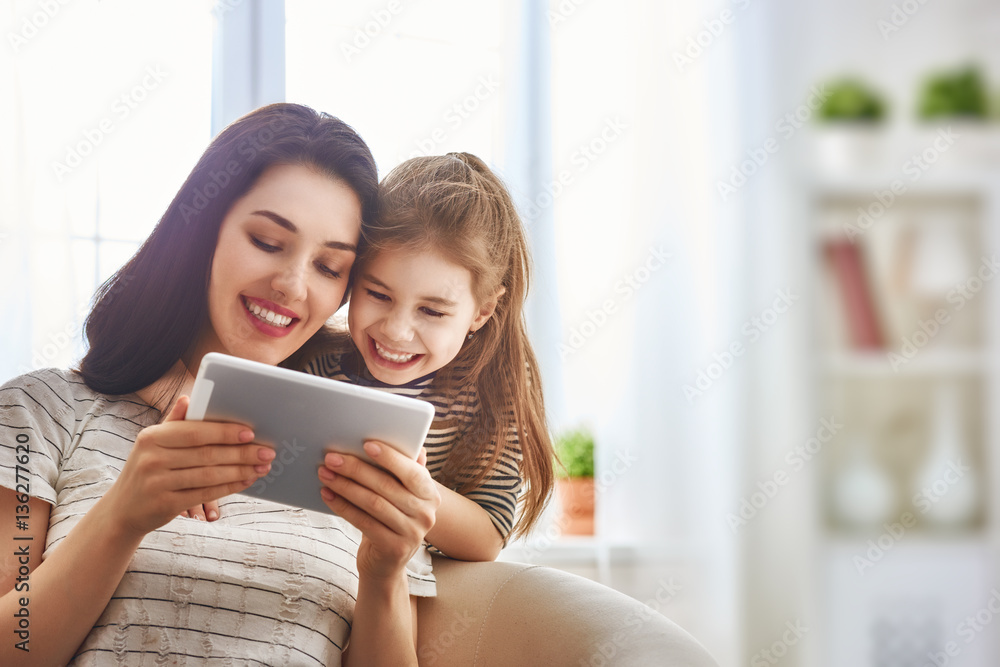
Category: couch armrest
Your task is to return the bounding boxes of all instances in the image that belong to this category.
[416,556,718,666]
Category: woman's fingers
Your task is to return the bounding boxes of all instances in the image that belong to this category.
[319,464,415,536]
[173,478,259,510]
[318,444,438,536]
[116,410,273,535]
[322,447,432,516]
[320,485,397,543]
[151,420,256,451]
[204,500,220,521]
[163,394,189,422]
[362,441,437,502]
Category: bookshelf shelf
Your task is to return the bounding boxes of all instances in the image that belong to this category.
[821,349,988,377]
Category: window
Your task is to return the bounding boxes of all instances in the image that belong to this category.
[285,0,504,175]
[7,0,212,371]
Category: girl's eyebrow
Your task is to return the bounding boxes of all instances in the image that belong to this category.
[251,209,357,253]
[362,273,457,307]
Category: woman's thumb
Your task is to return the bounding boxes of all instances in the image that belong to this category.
[164,395,189,423]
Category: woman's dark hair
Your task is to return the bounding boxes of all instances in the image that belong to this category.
[79,103,378,395]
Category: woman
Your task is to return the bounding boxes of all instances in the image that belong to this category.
[0,103,438,666]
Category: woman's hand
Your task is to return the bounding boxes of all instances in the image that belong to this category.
[317,442,440,581]
[103,396,275,540]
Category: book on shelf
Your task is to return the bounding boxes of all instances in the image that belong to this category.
[823,238,884,350]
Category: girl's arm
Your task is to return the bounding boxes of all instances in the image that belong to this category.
[0,398,273,666]
[425,485,504,561]
[318,442,439,667]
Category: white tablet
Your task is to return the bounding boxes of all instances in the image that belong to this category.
[186,352,435,515]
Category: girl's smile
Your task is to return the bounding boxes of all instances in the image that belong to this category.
[348,248,496,385]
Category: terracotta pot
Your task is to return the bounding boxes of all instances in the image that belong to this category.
[556,477,595,535]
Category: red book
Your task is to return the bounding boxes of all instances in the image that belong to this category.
[824,239,884,349]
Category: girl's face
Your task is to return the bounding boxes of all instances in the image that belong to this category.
[348,247,496,385]
[196,163,362,368]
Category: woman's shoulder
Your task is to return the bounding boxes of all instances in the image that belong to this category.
[0,367,153,422]
[0,367,95,404]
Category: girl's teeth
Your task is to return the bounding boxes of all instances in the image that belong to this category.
[375,340,416,363]
[244,299,293,327]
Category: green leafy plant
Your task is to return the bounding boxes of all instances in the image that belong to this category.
[816,78,887,122]
[917,64,988,120]
[554,426,595,479]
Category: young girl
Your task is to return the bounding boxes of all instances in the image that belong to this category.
[302,152,555,561]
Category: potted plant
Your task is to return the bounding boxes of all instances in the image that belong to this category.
[553,426,595,536]
[812,77,889,174]
[916,64,989,120]
[914,63,995,165]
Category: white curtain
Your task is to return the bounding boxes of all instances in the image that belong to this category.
[0,0,212,381]
[1,0,77,381]
[501,1,749,662]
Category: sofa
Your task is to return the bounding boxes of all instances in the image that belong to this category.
[416,556,719,666]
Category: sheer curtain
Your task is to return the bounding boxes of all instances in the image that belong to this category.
[527,1,747,661]
[0,0,212,381]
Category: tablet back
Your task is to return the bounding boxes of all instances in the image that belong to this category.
[187,352,435,515]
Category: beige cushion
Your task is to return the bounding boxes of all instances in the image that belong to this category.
[417,556,719,666]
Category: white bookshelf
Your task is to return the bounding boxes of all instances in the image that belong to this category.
[808,155,1000,667]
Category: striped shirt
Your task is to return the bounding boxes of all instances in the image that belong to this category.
[0,369,434,666]
[303,349,523,544]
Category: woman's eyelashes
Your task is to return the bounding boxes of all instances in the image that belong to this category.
[316,262,342,279]
[250,235,280,252]
[250,235,342,279]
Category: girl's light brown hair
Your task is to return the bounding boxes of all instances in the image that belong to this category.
[366,152,554,539]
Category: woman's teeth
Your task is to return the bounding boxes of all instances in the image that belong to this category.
[244,299,293,327]
[374,340,417,363]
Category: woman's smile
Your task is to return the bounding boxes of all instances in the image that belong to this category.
[241,296,300,337]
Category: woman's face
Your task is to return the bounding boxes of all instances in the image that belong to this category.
[196,163,362,368]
